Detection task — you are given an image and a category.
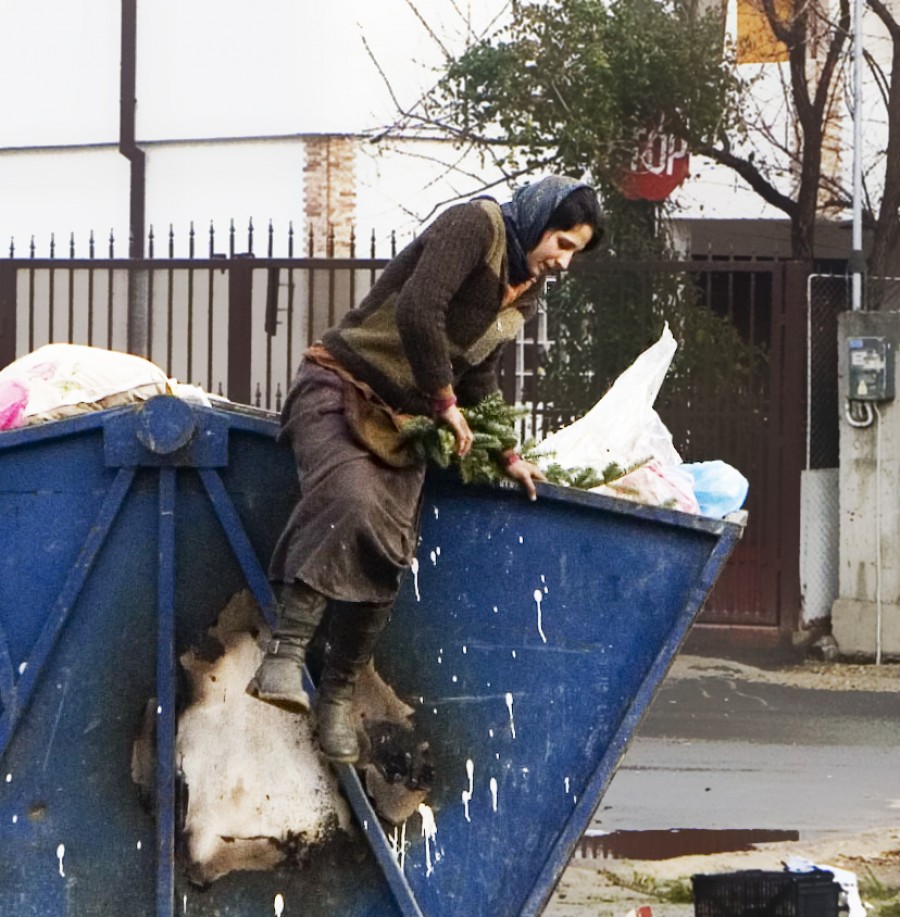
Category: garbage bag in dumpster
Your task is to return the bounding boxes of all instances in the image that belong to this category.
[0,396,744,917]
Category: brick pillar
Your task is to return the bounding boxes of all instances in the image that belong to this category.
[303,136,358,257]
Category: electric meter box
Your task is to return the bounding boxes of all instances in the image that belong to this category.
[848,336,895,402]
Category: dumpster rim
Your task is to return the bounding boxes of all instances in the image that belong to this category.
[0,399,744,540]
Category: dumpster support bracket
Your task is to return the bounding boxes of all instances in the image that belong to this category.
[0,467,136,761]
[198,467,425,917]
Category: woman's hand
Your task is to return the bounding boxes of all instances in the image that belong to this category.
[436,403,474,457]
[503,453,546,501]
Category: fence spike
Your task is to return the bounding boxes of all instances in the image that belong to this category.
[168,224,175,259]
[109,229,115,259]
[390,230,396,258]
[307,223,314,258]
[254,382,262,408]
[370,229,376,259]
[89,230,95,259]
[30,236,35,258]
[350,225,356,258]
[50,233,56,259]
[288,221,294,258]
[229,219,235,258]
[268,219,274,258]
[275,382,283,413]
[326,224,335,258]
[70,232,75,259]
[189,221,196,259]
[209,220,215,258]
[248,217,254,256]
[8,237,13,259]
[148,224,155,259]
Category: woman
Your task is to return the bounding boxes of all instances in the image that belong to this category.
[248,175,603,764]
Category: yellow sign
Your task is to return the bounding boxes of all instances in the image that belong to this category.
[737,0,790,64]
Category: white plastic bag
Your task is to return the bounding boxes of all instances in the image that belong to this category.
[0,343,171,426]
[591,460,700,514]
[536,323,681,472]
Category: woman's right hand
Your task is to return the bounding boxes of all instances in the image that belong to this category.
[437,403,474,457]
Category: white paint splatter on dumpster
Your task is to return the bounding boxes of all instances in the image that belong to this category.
[388,821,407,870]
[274,892,285,916]
[410,558,421,601]
[418,803,438,876]
[505,693,517,738]
[56,843,65,877]
[533,589,547,643]
[490,777,499,812]
[462,759,475,821]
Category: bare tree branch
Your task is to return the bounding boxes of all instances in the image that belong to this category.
[402,0,452,58]
[701,144,798,216]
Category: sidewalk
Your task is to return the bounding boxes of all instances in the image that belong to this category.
[545,655,900,916]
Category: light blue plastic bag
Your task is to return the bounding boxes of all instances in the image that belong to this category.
[682,460,748,518]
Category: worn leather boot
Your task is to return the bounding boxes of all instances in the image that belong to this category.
[316,602,390,764]
[246,580,327,713]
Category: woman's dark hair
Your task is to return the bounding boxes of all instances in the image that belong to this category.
[543,187,604,251]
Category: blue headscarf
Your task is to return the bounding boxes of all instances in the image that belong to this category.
[501,176,589,284]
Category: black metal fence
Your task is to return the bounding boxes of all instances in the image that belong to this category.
[0,254,389,412]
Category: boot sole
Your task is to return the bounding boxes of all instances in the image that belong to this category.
[245,680,311,715]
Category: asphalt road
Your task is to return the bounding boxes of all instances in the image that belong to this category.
[592,672,900,845]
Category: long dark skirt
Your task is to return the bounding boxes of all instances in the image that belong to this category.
[268,361,426,604]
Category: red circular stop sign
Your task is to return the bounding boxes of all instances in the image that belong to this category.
[619,128,690,201]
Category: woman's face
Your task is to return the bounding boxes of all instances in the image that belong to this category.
[526,223,594,279]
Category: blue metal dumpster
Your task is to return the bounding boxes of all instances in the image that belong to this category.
[0,396,744,916]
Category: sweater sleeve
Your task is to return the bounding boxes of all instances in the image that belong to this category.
[394,204,498,396]
[455,345,504,406]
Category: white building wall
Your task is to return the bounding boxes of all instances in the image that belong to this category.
[0,0,512,254]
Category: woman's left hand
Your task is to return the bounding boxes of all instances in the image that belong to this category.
[503,455,546,502]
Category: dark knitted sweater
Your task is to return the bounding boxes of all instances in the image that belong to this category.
[322,199,540,415]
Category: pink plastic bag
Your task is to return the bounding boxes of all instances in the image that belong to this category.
[0,380,28,430]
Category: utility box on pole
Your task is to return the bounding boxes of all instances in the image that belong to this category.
[832,310,900,658]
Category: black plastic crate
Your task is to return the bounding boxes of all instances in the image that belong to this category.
[692,869,841,917]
